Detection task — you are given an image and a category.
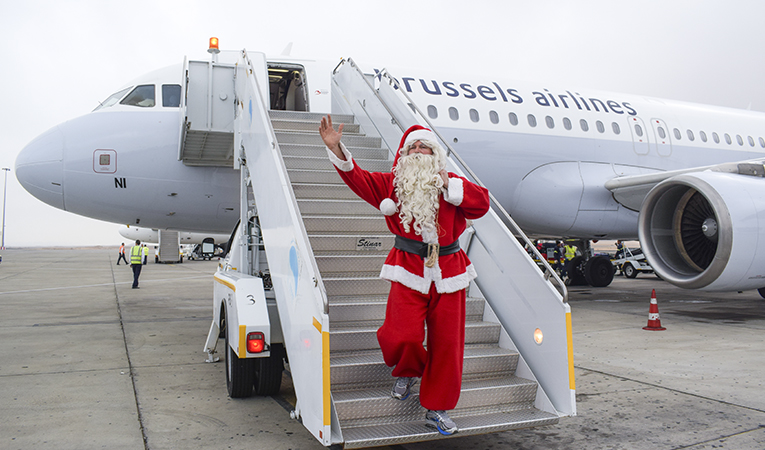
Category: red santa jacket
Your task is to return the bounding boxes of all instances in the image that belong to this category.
[328,141,490,294]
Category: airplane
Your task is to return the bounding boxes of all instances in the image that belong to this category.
[15,42,765,296]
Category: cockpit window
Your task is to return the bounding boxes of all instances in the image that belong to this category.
[120,85,156,107]
[162,84,181,107]
[94,87,131,111]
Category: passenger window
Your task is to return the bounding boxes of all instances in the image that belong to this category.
[724,133,732,144]
[489,110,499,124]
[528,114,537,127]
[448,107,459,121]
[469,109,479,123]
[545,116,554,129]
[508,112,519,126]
[673,128,681,140]
[612,122,620,134]
[427,105,438,119]
[162,84,182,107]
[686,129,694,141]
[760,137,765,148]
[596,121,605,133]
[563,117,572,130]
[121,85,156,107]
[700,131,707,142]
[634,124,643,137]
[94,87,131,111]
[658,127,666,139]
[580,119,589,132]
[736,135,743,146]
[748,136,755,147]
[713,132,720,143]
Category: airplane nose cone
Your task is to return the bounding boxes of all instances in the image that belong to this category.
[15,126,65,210]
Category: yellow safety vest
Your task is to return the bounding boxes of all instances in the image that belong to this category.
[565,245,577,259]
[130,246,143,264]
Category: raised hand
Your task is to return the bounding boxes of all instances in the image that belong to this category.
[319,115,345,159]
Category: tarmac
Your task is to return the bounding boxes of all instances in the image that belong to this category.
[1,247,764,450]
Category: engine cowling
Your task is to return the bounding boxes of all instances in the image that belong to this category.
[638,171,765,291]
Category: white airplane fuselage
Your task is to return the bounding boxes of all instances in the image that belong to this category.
[15,51,765,291]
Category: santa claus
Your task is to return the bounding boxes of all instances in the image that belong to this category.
[319,115,490,435]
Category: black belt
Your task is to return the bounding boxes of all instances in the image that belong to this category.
[394,235,461,259]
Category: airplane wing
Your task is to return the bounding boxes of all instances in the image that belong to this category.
[605,158,765,210]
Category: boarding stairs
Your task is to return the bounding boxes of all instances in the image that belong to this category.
[270,109,560,447]
[193,51,575,448]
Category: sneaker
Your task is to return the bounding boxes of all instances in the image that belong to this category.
[425,409,458,435]
[391,377,417,400]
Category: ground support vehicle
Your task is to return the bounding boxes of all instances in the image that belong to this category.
[612,247,654,278]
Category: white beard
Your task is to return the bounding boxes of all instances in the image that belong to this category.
[393,153,443,239]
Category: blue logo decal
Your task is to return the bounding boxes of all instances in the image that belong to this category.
[248,98,253,125]
[289,245,299,296]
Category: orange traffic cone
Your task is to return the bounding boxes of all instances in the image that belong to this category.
[643,289,666,331]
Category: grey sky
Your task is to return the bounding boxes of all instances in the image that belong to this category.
[2,0,765,246]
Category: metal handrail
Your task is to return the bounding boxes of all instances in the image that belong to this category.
[334,58,567,301]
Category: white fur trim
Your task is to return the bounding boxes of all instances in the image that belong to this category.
[403,130,438,149]
[420,228,438,245]
[326,142,354,172]
[380,198,397,216]
[443,177,464,206]
[435,264,477,293]
[380,264,431,294]
[380,260,475,294]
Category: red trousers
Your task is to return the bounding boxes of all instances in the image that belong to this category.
[376,281,466,410]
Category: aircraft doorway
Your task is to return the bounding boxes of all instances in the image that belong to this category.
[268,64,309,111]
[650,118,673,156]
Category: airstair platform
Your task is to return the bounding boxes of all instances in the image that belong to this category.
[211,51,574,448]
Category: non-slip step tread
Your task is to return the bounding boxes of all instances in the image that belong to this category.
[331,345,516,367]
[340,409,559,449]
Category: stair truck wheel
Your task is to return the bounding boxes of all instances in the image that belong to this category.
[623,262,638,279]
[584,255,615,287]
[224,315,255,398]
[254,343,284,395]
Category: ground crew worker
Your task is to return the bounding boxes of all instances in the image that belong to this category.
[563,242,577,279]
[142,244,148,265]
[117,243,128,265]
[131,240,143,288]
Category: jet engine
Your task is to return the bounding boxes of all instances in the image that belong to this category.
[638,170,765,291]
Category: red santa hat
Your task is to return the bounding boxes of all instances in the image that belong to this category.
[379,125,447,216]
[392,125,447,171]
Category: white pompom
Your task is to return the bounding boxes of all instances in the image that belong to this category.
[379,198,397,216]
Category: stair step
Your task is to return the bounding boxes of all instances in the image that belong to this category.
[268,110,356,124]
[281,143,389,160]
[275,130,382,148]
[284,155,392,172]
[333,376,539,421]
[271,119,361,134]
[331,345,518,388]
[322,275,390,297]
[303,215,388,233]
[330,321,501,352]
[292,183,360,200]
[297,198,380,216]
[308,234,394,253]
[328,296,486,324]
[340,409,559,449]
[288,169,344,184]
[316,253,387,273]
